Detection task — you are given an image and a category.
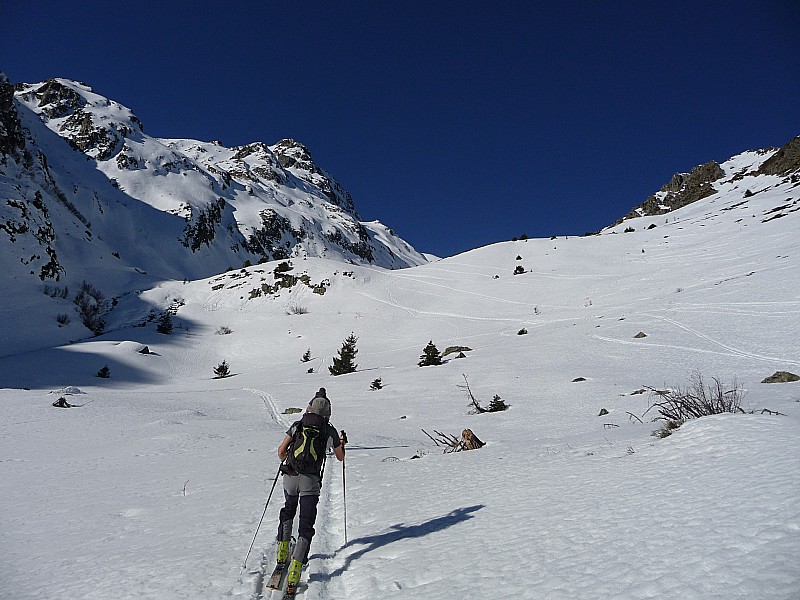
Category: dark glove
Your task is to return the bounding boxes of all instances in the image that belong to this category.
[340,430,348,445]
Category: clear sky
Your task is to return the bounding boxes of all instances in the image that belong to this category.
[4,1,799,257]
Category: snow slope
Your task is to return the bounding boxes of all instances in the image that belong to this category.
[1,76,426,355]
[2,157,799,599]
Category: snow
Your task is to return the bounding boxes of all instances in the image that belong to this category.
[2,152,800,599]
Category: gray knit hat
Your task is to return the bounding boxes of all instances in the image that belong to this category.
[308,396,331,417]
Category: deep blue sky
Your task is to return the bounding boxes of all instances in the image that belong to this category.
[4,1,799,257]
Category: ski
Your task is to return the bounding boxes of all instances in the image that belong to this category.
[266,542,294,591]
[265,561,287,591]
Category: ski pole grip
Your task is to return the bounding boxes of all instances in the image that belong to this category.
[340,430,348,445]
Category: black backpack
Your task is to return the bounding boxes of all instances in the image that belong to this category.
[285,413,328,475]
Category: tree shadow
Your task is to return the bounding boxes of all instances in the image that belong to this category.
[309,504,484,581]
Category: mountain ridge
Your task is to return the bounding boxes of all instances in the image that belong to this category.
[2,75,426,281]
[611,135,799,227]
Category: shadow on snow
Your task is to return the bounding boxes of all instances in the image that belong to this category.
[309,504,484,580]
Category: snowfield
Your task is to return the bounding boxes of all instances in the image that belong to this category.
[2,171,800,599]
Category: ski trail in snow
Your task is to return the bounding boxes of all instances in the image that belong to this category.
[591,314,800,367]
[357,289,530,323]
[359,264,541,307]
[285,453,349,600]
[245,388,291,429]
[646,313,800,366]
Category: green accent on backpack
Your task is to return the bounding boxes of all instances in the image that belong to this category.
[286,413,327,475]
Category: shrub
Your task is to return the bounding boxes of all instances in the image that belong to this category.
[301,349,312,362]
[287,304,309,315]
[646,371,745,436]
[96,365,110,378]
[56,313,71,326]
[517,328,528,335]
[418,341,443,367]
[459,374,510,413]
[44,284,69,299]
[156,312,173,334]
[513,265,525,275]
[216,326,233,335]
[329,333,358,376]
[73,280,106,334]
[274,261,293,274]
[214,360,231,378]
[653,419,682,438]
[370,377,383,391]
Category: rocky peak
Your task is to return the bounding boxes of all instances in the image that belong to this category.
[15,79,144,161]
[271,138,358,216]
[659,161,725,194]
[757,136,800,176]
[25,78,86,119]
[613,160,725,225]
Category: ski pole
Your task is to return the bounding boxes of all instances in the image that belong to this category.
[340,430,348,545]
[343,457,348,545]
[240,461,283,574]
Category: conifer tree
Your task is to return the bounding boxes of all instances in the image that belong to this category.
[329,333,358,376]
[214,360,230,378]
[418,340,443,367]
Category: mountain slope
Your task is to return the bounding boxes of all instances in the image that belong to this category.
[1,163,799,599]
[0,75,425,354]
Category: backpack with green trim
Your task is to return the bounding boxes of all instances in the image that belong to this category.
[286,413,328,475]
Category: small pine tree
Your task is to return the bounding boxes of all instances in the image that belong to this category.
[418,341,443,367]
[214,360,230,378]
[329,333,358,376]
[488,395,509,412]
[301,349,312,363]
[97,365,110,378]
[370,377,383,391]
[156,312,173,334]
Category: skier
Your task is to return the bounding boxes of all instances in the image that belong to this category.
[276,387,345,595]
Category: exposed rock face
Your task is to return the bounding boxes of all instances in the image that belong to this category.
[16,79,143,161]
[758,136,800,176]
[271,138,359,216]
[614,161,725,225]
[27,78,86,118]
[0,73,25,158]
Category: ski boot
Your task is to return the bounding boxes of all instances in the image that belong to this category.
[277,540,291,566]
[285,559,303,597]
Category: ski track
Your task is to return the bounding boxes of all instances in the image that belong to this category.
[645,313,800,367]
[361,264,542,308]
[246,388,292,430]
[591,311,800,368]
[244,389,351,600]
[356,289,533,324]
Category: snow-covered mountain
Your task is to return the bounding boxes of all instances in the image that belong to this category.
[611,135,800,226]
[1,96,799,600]
[1,74,426,351]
